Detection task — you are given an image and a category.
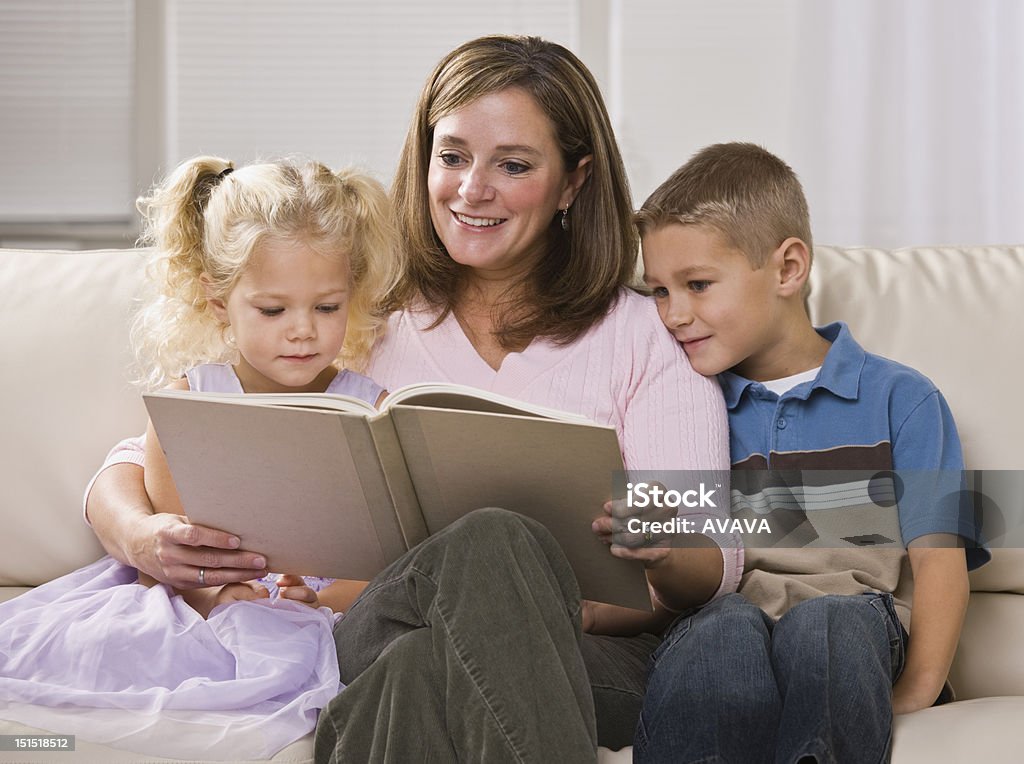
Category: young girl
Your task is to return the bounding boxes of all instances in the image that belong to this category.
[134,156,394,617]
[0,156,398,759]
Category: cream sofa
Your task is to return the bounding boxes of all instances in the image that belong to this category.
[1,244,1022,763]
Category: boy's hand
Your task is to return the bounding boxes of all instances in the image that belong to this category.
[275,574,321,608]
[892,673,944,715]
[890,540,968,716]
[594,496,723,614]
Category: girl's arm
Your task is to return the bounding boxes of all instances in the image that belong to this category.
[142,379,190,518]
[582,599,678,637]
[315,579,370,613]
[183,581,272,619]
[278,577,370,614]
[138,379,197,588]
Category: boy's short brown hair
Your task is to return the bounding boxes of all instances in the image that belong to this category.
[636,142,812,268]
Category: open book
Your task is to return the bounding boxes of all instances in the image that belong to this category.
[143,383,652,610]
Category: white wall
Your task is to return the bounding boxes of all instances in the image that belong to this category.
[1,0,1021,249]
[609,0,801,205]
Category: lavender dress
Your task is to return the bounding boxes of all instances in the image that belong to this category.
[0,364,384,760]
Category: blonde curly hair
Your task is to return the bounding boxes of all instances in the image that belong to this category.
[131,156,400,389]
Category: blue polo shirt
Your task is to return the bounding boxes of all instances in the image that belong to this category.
[719,322,989,569]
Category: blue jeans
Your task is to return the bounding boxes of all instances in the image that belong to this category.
[635,592,907,764]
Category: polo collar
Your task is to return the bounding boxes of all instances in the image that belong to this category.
[718,322,865,410]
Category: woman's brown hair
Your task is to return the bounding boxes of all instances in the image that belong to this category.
[388,35,638,348]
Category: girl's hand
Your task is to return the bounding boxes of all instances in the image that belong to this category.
[275,574,321,608]
[214,581,271,608]
[183,580,269,618]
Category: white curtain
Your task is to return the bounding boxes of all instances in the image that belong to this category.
[791,0,1024,248]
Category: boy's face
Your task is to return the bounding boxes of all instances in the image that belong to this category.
[642,223,783,379]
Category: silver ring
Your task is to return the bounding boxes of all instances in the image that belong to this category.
[198,567,206,585]
[643,531,654,544]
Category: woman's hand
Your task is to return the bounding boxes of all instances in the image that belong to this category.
[591,498,673,567]
[131,511,269,589]
[275,574,321,608]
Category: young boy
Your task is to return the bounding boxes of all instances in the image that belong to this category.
[634,142,989,764]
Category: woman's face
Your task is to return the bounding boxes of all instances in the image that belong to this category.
[427,87,589,282]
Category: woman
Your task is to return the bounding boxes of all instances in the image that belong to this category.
[86,35,735,761]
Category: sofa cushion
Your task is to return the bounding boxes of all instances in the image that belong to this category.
[948,591,1024,700]
[969,549,1024,594]
[889,696,1024,763]
[807,245,1024,471]
[0,249,148,586]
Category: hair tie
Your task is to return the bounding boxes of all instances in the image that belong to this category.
[217,167,234,180]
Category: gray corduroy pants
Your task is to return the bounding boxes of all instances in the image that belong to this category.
[313,507,658,763]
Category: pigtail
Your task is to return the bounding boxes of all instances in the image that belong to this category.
[332,169,402,372]
[131,156,235,389]
[131,155,398,387]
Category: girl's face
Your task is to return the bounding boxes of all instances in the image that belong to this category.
[427,87,590,284]
[208,237,350,394]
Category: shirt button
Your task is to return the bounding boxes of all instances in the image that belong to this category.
[777,417,787,429]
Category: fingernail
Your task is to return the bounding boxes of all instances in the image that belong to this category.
[253,557,266,568]
[228,536,240,549]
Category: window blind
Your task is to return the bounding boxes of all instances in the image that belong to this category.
[165,0,575,183]
[0,1,134,223]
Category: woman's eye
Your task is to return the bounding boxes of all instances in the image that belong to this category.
[438,152,464,167]
[258,307,284,317]
[689,280,712,293]
[501,161,529,175]
[317,304,341,314]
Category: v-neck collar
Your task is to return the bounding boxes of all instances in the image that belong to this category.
[421,306,572,396]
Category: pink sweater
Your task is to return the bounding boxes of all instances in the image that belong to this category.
[89,289,740,596]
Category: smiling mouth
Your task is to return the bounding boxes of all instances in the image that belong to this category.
[680,337,710,349]
[453,211,506,228]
